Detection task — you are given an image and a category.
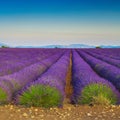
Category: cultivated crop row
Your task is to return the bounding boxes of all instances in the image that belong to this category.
[72,50,120,105]
[0,48,65,76]
[0,51,64,104]
[78,50,120,91]
[83,49,120,68]
[16,51,70,107]
[84,48,120,60]
[0,48,120,107]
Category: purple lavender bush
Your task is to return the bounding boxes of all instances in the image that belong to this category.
[78,50,120,91]
[16,51,70,108]
[83,50,120,68]
[71,50,120,105]
[0,52,63,104]
[84,48,120,60]
[0,48,64,76]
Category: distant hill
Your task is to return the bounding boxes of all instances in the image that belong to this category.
[68,44,95,48]
[16,44,95,48]
[16,44,120,48]
[0,42,120,48]
[99,45,120,48]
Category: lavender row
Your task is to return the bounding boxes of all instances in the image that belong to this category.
[16,51,70,107]
[71,50,120,104]
[0,48,63,64]
[0,49,65,76]
[85,48,120,60]
[83,50,120,68]
[77,50,120,91]
[0,52,64,103]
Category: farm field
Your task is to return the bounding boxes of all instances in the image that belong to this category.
[0,48,120,120]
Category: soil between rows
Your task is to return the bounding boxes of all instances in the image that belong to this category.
[0,102,120,120]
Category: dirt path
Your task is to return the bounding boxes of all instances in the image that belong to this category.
[0,103,120,120]
[65,53,73,99]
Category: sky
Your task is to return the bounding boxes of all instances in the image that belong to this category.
[0,0,120,47]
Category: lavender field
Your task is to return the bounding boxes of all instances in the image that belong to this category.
[0,48,120,108]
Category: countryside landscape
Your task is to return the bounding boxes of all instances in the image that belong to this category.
[0,48,120,120]
[0,0,120,120]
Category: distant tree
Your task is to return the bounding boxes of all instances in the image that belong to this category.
[1,45,9,48]
[96,46,101,49]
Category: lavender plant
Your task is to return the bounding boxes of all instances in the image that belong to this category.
[78,50,120,91]
[0,52,63,104]
[16,51,70,107]
[71,50,120,105]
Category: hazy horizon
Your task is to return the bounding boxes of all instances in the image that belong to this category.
[0,0,120,47]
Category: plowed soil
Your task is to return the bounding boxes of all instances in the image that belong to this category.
[0,102,120,120]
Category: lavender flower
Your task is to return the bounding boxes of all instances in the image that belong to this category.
[16,51,70,107]
[0,52,63,103]
[71,50,120,105]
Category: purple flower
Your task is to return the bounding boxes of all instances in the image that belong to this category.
[71,50,120,104]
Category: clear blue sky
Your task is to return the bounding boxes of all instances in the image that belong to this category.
[0,0,120,46]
